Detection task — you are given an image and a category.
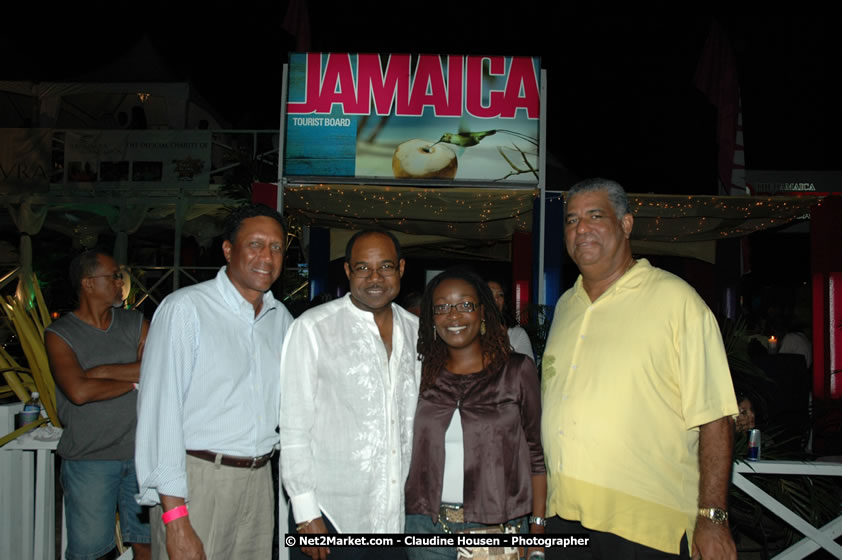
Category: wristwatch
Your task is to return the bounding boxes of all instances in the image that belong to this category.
[698,507,728,525]
[529,515,547,527]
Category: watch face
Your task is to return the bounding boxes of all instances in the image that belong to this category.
[712,509,728,523]
[701,508,728,524]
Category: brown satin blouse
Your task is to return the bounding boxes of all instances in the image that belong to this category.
[404,353,545,524]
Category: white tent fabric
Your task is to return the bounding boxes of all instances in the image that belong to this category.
[0,81,222,130]
[6,198,48,278]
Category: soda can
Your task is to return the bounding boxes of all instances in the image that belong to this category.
[747,429,761,461]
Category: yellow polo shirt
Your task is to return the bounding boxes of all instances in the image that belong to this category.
[541,259,738,554]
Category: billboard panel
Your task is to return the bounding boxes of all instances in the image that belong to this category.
[64,131,211,186]
[284,53,541,185]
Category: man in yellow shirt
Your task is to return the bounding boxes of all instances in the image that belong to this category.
[541,178,738,560]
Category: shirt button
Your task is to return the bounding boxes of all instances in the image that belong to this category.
[580,335,585,340]
[571,365,577,370]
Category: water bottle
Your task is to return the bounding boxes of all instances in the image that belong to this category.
[20,391,42,425]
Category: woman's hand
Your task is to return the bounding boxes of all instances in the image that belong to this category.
[525,519,545,560]
[525,546,545,559]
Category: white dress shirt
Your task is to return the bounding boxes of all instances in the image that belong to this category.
[280,293,421,533]
[135,267,293,505]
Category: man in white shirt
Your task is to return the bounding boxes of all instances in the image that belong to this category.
[280,229,421,560]
[135,204,293,559]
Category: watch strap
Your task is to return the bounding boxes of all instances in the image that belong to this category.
[697,507,728,524]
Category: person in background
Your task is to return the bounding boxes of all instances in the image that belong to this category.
[400,290,423,317]
[486,278,534,361]
[735,395,756,433]
[779,325,812,369]
[45,250,151,560]
[406,267,546,560]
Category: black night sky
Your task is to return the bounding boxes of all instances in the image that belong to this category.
[3,8,840,195]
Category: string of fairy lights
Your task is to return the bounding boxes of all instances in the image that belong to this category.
[285,184,538,234]
[284,185,820,241]
[544,192,820,241]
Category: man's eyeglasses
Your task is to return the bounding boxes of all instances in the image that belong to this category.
[86,271,124,281]
[350,263,399,278]
[432,301,478,315]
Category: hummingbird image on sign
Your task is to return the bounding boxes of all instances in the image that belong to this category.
[434,129,537,148]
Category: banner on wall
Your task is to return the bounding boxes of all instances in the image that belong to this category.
[0,129,51,187]
[747,170,842,197]
[284,53,541,185]
[64,131,211,186]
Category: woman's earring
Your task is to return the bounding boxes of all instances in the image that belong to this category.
[433,327,437,341]
[480,320,487,336]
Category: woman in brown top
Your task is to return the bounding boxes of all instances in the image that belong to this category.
[405,268,546,560]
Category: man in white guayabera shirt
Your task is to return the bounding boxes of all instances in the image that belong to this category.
[280,229,421,560]
[135,204,293,560]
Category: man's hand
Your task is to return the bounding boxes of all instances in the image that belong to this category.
[691,517,736,560]
[165,516,206,560]
[299,517,330,560]
[525,516,546,559]
[695,416,737,560]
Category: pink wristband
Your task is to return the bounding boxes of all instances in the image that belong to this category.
[161,505,189,525]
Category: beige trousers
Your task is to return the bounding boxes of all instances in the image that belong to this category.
[151,454,274,559]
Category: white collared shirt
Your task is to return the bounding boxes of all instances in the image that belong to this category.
[280,293,421,533]
[135,267,293,505]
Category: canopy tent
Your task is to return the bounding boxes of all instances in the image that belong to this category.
[282,184,820,264]
[0,80,224,130]
[624,192,818,263]
[0,182,823,318]
[0,184,820,271]
[284,185,536,236]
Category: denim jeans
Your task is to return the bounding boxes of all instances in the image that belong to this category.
[405,512,528,560]
[60,458,150,560]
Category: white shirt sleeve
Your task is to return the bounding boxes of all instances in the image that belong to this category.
[279,317,322,524]
[508,326,535,361]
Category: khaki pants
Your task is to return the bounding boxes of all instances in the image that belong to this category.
[151,454,274,559]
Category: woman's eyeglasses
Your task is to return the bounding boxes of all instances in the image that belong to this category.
[432,301,478,315]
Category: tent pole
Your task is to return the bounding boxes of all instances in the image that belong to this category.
[538,69,548,306]
[173,196,187,291]
[277,64,289,214]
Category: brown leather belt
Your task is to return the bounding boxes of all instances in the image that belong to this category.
[187,449,274,469]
